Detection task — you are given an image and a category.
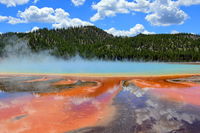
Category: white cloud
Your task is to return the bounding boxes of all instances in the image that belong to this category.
[176,0,200,6]
[33,0,39,4]
[145,0,188,26]
[8,17,24,24]
[1,6,93,29]
[15,6,57,23]
[171,30,179,34]
[71,0,86,6]
[91,0,149,21]
[146,0,191,26]
[52,18,93,29]
[91,0,200,26]
[105,24,154,36]
[0,0,29,7]
[30,26,40,32]
[0,16,8,22]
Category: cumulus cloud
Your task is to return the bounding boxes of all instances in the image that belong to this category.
[176,0,200,6]
[0,16,8,22]
[91,0,200,26]
[171,30,179,34]
[30,26,40,32]
[91,0,149,21]
[145,0,188,26]
[33,0,39,4]
[0,6,93,29]
[71,0,86,6]
[105,24,154,36]
[0,0,29,7]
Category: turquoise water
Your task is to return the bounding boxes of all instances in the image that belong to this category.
[0,59,200,75]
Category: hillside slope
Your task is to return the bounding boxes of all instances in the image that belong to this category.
[0,26,200,62]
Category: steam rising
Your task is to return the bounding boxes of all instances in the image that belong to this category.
[0,36,200,75]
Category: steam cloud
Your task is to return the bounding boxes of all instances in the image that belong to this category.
[0,36,200,75]
[0,36,66,73]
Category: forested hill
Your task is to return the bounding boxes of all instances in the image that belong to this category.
[0,26,200,62]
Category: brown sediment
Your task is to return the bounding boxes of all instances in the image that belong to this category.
[1,74,200,133]
[23,77,53,83]
[52,79,77,85]
[0,94,117,133]
[97,104,117,126]
[131,75,198,89]
[129,75,200,106]
[39,77,127,98]
[0,75,124,133]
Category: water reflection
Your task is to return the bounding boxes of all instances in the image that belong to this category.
[0,74,200,133]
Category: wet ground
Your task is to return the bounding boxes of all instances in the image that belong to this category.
[1,74,200,133]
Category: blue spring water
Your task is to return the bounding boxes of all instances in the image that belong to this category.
[0,59,200,75]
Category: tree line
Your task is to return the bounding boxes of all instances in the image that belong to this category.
[0,26,200,62]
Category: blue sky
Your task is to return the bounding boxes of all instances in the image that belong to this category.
[0,0,200,36]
